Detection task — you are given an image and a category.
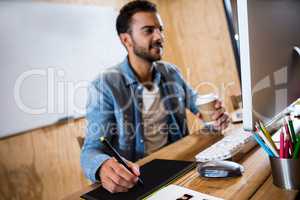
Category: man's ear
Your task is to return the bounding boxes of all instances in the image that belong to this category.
[119,33,132,50]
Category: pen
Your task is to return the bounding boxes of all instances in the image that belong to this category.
[100,136,144,186]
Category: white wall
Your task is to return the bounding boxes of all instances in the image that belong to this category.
[0,1,126,138]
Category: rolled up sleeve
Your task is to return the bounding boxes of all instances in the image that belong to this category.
[80,78,115,182]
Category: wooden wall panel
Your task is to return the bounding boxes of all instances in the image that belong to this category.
[0,118,88,200]
[161,0,241,132]
[0,1,240,199]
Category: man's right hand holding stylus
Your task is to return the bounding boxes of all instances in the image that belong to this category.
[99,158,140,193]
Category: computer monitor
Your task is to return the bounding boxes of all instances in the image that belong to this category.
[237,0,300,131]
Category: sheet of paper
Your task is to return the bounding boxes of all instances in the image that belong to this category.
[146,184,223,200]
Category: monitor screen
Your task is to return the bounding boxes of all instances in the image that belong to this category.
[237,0,300,131]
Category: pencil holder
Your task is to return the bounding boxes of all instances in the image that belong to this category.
[269,157,300,190]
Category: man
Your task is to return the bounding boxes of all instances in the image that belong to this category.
[81,0,230,193]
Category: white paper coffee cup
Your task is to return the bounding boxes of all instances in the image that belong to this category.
[196,93,218,124]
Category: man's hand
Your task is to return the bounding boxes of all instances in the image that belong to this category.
[99,158,140,193]
[197,99,230,131]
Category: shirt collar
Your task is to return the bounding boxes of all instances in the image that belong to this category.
[120,56,161,86]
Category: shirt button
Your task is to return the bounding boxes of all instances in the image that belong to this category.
[140,139,144,143]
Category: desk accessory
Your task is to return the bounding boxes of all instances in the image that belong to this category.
[81,159,196,200]
[197,160,244,178]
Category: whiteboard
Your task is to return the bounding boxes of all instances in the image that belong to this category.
[0,2,126,138]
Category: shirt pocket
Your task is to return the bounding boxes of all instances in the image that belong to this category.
[117,109,135,151]
[171,84,186,113]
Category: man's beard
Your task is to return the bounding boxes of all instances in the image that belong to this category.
[132,39,163,63]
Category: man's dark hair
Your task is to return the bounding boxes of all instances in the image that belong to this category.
[116,0,157,35]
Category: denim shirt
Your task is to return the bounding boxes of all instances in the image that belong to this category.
[80,57,199,182]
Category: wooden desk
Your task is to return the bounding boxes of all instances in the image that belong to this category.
[250,176,298,200]
[63,126,299,200]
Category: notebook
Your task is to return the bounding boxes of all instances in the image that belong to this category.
[81,159,196,200]
[146,184,224,200]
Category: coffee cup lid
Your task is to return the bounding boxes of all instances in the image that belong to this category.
[196,93,217,105]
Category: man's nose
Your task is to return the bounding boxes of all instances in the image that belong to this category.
[153,28,164,42]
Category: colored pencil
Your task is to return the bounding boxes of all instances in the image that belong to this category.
[293,135,300,159]
[280,128,285,158]
[252,131,275,157]
[258,121,277,150]
[255,123,279,157]
[287,115,297,144]
[284,120,294,151]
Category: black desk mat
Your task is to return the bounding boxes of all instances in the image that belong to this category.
[81,159,196,200]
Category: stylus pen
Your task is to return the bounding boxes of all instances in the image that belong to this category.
[100,136,144,186]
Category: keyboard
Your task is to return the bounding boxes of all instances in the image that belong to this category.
[195,128,257,162]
